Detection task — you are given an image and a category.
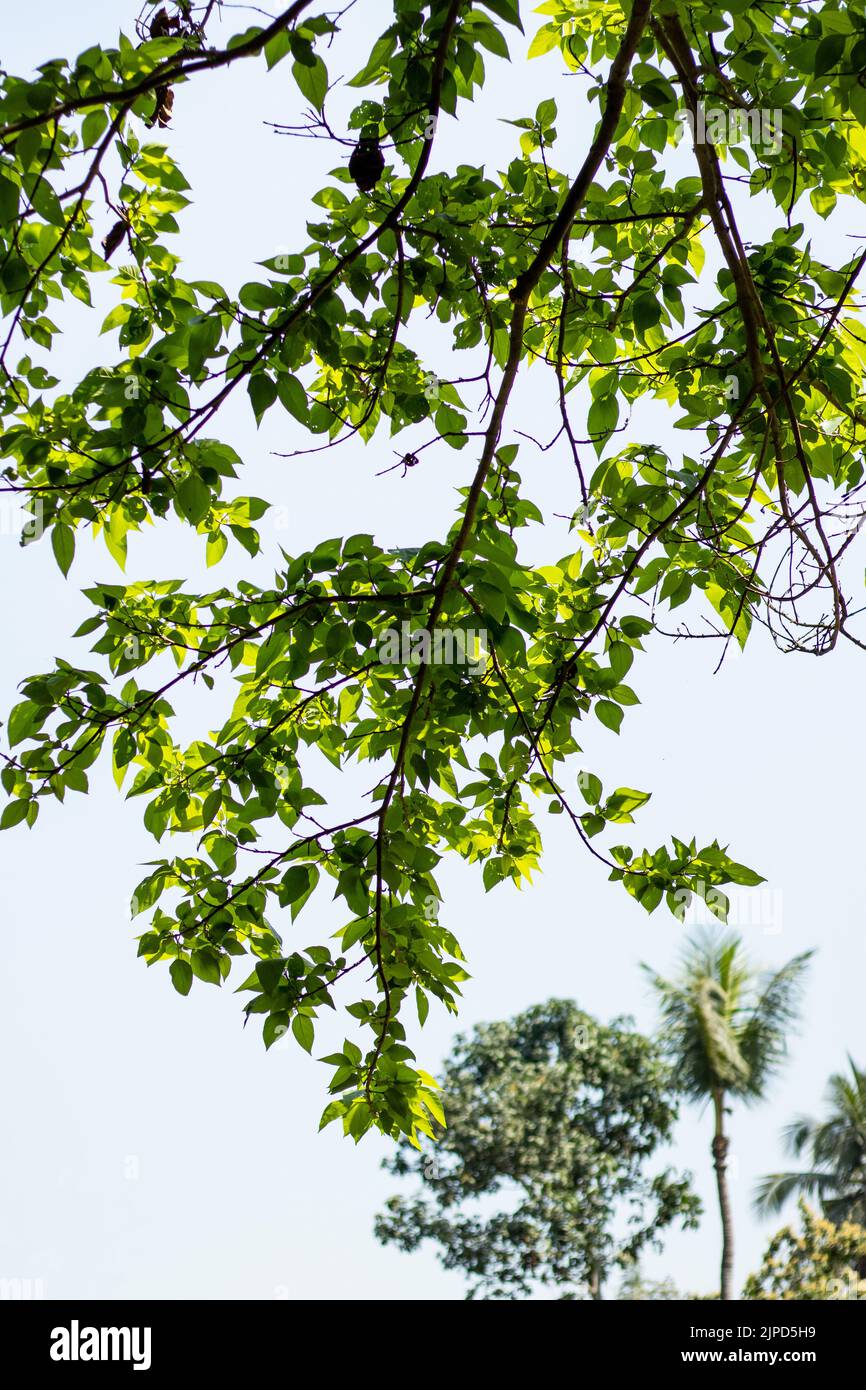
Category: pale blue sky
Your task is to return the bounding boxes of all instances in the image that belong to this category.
[0,0,863,1300]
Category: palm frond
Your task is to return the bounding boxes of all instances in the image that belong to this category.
[645,932,812,1106]
[753,1169,833,1215]
[780,1116,816,1157]
[758,1056,866,1224]
[738,951,813,1097]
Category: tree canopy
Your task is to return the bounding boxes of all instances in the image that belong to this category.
[743,1200,866,1300]
[1,0,864,1142]
[375,998,700,1298]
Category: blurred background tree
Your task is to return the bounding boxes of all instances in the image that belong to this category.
[755,1057,866,1267]
[375,998,700,1299]
[645,932,812,1300]
[744,1200,866,1300]
[617,1267,682,1301]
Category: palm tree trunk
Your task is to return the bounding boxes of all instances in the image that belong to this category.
[712,1089,735,1300]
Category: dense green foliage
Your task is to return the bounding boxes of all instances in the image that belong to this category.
[743,1200,866,1299]
[2,0,865,1141]
[617,1268,684,1299]
[375,998,700,1298]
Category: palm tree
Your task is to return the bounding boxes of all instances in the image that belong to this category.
[644,930,812,1300]
[754,1057,866,1266]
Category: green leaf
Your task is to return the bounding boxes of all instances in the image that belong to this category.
[633,293,662,332]
[319,1099,347,1130]
[7,700,39,747]
[605,788,651,820]
[348,31,398,87]
[265,29,291,70]
[51,522,75,577]
[170,959,193,996]
[81,109,109,146]
[0,799,30,830]
[293,56,328,109]
[256,957,286,993]
[587,394,618,455]
[292,1014,314,1053]
[479,0,523,29]
[190,949,221,986]
[608,641,633,679]
[416,985,429,1026]
[722,860,765,887]
[595,700,623,734]
[528,24,559,58]
[0,174,19,225]
[264,1013,290,1049]
[280,866,310,904]
[206,531,228,567]
[814,34,845,75]
[536,98,557,128]
[579,772,602,806]
[248,371,278,425]
[176,477,211,525]
[276,372,308,422]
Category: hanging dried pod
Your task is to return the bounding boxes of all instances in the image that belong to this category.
[101,218,128,260]
[349,136,385,193]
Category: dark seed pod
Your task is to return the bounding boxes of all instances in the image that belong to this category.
[149,7,172,38]
[102,219,127,260]
[148,85,175,128]
[349,137,385,193]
